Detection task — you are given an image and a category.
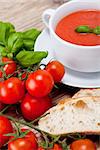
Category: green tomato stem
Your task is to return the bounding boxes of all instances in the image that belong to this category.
[0,104,12,114]
[1,114,41,133]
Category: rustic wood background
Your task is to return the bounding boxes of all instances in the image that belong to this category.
[0,0,60,31]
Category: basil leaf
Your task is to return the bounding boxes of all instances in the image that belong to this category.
[5,22,15,32]
[23,39,35,50]
[0,22,8,45]
[7,53,13,58]
[0,45,13,58]
[12,38,23,54]
[23,28,41,40]
[0,45,7,57]
[22,29,41,50]
[7,32,23,54]
[93,26,100,35]
[0,22,15,46]
[16,50,48,67]
[75,25,92,33]
[5,22,15,42]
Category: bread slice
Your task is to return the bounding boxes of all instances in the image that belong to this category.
[38,97,100,135]
[73,89,100,99]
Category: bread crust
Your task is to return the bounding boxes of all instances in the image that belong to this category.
[73,89,100,99]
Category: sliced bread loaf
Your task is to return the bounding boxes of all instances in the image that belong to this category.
[38,96,100,135]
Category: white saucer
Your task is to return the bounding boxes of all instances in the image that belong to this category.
[34,29,100,88]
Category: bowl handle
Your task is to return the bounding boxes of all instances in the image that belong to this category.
[42,9,56,28]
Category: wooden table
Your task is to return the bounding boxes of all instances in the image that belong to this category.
[0,0,60,31]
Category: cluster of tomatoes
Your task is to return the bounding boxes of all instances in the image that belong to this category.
[0,57,65,149]
[0,57,97,150]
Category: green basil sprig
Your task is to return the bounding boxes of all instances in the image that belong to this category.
[16,50,48,67]
[0,21,41,59]
[0,21,47,67]
[75,25,100,35]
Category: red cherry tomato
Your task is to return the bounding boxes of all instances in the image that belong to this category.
[53,144,63,150]
[0,116,13,148]
[21,93,52,120]
[0,77,25,104]
[0,57,17,77]
[26,69,54,98]
[70,139,96,150]
[21,129,38,149]
[45,61,65,83]
[8,138,34,150]
[8,128,38,150]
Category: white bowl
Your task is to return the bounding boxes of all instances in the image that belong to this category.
[42,0,100,72]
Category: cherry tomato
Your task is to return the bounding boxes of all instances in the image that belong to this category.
[0,77,25,104]
[8,138,34,150]
[9,128,38,150]
[26,69,54,98]
[70,139,96,150]
[21,93,52,120]
[0,116,13,148]
[53,144,63,150]
[45,61,65,83]
[21,129,38,149]
[0,57,17,78]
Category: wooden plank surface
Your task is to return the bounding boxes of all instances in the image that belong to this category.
[0,0,60,31]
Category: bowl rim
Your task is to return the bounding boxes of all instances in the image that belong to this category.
[49,1,100,49]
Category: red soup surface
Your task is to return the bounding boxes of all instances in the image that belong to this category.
[55,10,100,46]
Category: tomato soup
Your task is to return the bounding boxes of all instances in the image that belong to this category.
[55,10,100,46]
